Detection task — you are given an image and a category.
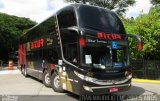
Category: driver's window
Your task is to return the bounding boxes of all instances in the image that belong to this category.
[60,32,78,66]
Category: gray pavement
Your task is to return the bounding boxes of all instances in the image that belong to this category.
[0,70,160,101]
[0,70,63,95]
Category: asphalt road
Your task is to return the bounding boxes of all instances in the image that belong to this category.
[0,70,160,101]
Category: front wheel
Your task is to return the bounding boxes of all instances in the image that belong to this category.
[51,73,64,93]
[43,71,51,87]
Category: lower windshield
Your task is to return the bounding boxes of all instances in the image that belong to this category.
[82,46,112,69]
[82,46,129,69]
[112,46,129,68]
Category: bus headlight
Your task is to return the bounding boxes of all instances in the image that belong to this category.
[74,71,85,79]
[74,71,97,82]
[85,76,97,82]
[83,85,93,92]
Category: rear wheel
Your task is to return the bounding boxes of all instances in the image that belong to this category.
[24,67,28,77]
[51,73,64,93]
[21,66,24,74]
[22,66,28,77]
[43,71,51,87]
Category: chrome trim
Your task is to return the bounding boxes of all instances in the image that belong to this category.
[93,76,132,85]
[91,83,130,89]
[74,71,132,85]
[28,68,43,73]
[55,14,83,71]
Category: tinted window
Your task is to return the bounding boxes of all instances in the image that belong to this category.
[26,16,56,41]
[58,7,77,29]
[78,5,126,34]
[60,31,78,65]
[43,48,58,63]
[82,46,111,67]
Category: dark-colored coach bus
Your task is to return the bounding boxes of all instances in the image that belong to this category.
[18,4,142,95]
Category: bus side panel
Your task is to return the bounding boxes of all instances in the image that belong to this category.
[18,45,23,66]
[23,44,27,65]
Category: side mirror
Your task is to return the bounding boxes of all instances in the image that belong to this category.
[127,34,143,52]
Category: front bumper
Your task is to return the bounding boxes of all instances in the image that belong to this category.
[80,80,132,95]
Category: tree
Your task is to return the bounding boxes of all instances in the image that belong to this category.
[67,0,136,15]
[150,0,160,11]
[123,7,160,60]
[0,13,36,61]
[151,0,160,5]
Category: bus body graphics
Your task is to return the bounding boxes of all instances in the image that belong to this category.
[18,4,142,95]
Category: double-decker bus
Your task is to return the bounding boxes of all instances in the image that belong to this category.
[18,4,142,95]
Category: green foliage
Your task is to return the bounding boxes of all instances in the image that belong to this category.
[123,7,160,60]
[151,0,160,5]
[67,0,136,15]
[0,13,36,61]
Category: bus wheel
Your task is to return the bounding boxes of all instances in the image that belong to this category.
[24,67,28,77]
[43,71,51,87]
[21,66,24,74]
[22,67,28,77]
[51,73,64,93]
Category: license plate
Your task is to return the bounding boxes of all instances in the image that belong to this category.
[109,88,119,93]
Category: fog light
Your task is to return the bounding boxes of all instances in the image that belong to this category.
[83,85,93,92]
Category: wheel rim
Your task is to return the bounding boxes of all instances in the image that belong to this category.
[54,75,60,88]
[24,68,27,76]
[45,73,50,84]
[22,68,24,74]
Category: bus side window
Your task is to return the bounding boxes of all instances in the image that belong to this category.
[43,48,58,64]
[68,44,78,64]
[48,49,58,64]
[60,31,78,66]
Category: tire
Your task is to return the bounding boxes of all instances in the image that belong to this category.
[22,66,28,77]
[51,73,64,93]
[43,71,51,87]
[24,67,28,77]
[21,65,24,74]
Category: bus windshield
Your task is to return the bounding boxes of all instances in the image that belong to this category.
[78,5,126,34]
[82,45,128,69]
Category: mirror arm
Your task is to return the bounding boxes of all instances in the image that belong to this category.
[127,34,143,52]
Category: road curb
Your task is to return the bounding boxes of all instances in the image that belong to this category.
[132,78,160,84]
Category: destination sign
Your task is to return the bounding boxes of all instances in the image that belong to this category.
[97,32,122,40]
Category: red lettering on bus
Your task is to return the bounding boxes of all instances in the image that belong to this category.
[97,32,103,39]
[40,38,44,47]
[97,32,122,40]
[30,38,44,49]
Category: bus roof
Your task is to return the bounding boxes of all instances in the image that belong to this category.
[23,3,126,38]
